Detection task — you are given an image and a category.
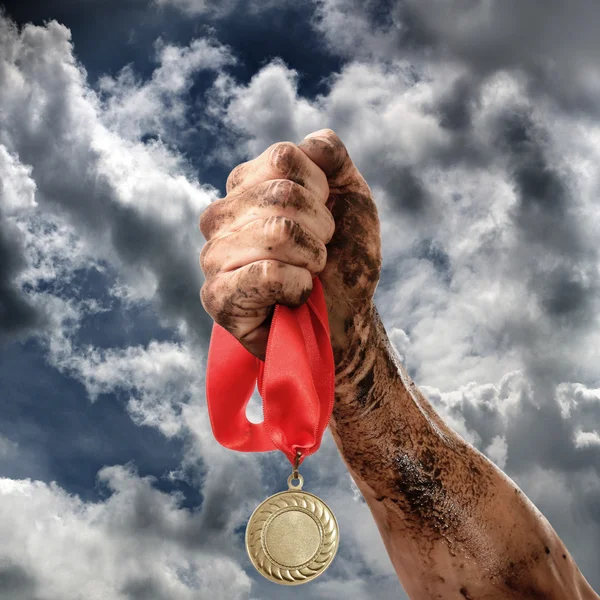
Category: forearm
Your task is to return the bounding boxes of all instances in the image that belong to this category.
[328,304,598,599]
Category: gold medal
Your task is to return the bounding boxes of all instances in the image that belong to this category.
[245,453,339,585]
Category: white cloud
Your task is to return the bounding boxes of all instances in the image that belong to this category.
[388,327,410,364]
[556,382,600,419]
[204,59,323,163]
[57,340,198,437]
[0,466,252,600]
[484,434,508,469]
[0,144,37,215]
[97,36,237,143]
[574,430,600,449]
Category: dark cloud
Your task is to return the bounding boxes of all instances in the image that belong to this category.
[537,266,594,319]
[425,85,495,170]
[506,116,598,325]
[495,108,586,254]
[107,198,214,346]
[397,0,600,115]
[121,577,171,600]
[0,210,45,340]
[458,394,505,450]
[0,561,38,600]
[582,485,600,524]
[365,163,433,217]
[436,76,475,132]
[365,0,433,50]
[502,387,600,489]
[439,1,600,112]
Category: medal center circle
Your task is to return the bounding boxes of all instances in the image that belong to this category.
[264,508,321,567]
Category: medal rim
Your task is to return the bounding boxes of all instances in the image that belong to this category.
[245,488,340,586]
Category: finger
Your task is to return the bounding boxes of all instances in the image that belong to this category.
[225,141,329,201]
[296,128,365,191]
[199,178,335,244]
[200,215,327,279]
[200,260,313,340]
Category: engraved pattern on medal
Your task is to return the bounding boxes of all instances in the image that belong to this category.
[246,491,339,584]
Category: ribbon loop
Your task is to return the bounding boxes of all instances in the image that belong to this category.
[206,276,335,465]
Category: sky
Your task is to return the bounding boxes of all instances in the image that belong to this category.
[0,0,599,598]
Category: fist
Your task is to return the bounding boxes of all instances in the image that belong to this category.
[199,129,382,366]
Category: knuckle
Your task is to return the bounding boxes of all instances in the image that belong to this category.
[201,277,237,332]
[200,280,216,314]
[274,177,296,198]
[261,179,301,210]
[199,206,214,239]
[268,142,299,176]
[258,259,281,285]
[199,200,224,240]
[328,216,336,242]
[265,215,297,243]
[226,163,245,194]
[275,178,299,207]
[199,240,214,274]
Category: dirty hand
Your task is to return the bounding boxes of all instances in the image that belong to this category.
[199,128,382,366]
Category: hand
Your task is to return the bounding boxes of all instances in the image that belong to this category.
[198,128,382,366]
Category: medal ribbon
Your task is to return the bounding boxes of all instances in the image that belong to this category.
[205,276,335,467]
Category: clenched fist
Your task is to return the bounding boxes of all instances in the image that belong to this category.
[198,129,382,367]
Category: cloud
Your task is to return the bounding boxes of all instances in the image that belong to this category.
[97,35,237,143]
[0,466,252,600]
[0,14,268,596]
[484,434,508,470]
[311,0,600,114]
[202,58,323,164]
[0,435,18,460]
[574,430,600,449]
[0,12,225,347]
[0,145,44,339]
[150,0,291,19]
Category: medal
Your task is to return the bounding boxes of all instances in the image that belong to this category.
[245,451,339,585]
[206,277,338,585]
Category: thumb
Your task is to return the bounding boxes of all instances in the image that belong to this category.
[297,128,356,188]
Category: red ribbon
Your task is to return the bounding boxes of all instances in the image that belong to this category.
[205,276,335,467]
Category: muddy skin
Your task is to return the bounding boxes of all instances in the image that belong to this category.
[258,180,316,212]
[268,142,307,188]
[202,136,382,370]
[200,181,324,243]
[282,217,322,263]
[328,306,565,597]
[317,188,382,367]
[201,179,321,242]
[299,132,353,184]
